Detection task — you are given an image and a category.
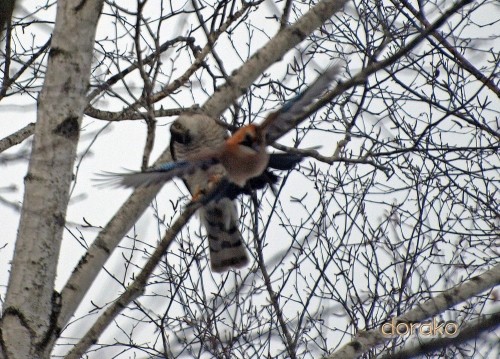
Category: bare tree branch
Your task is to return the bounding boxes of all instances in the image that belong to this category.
[0,123,35,154]
[325,263,500,359]
[65,199,202,359]
[379,311,500,359]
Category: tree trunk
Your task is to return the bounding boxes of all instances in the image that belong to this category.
[0,1,103,358]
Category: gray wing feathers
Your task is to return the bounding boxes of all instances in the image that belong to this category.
[264,64,342,144]
[95,158,219,189]
[96,169,181,188]
[281,65,341,118]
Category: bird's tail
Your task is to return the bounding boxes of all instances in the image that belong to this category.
[200,199,249,272]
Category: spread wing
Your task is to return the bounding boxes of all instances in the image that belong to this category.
[260,64,342,145]
[95,157,220,188]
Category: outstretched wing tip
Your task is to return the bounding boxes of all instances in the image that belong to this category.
[93,169,146,189]
[94,158,221,190]
[263,62,343,144]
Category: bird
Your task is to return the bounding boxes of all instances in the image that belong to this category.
[170,114,312,272]
[171,113,251,272]
[99,65,341,271]
[103,64,341,198]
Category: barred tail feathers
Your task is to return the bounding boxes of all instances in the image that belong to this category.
[200,199,249,272]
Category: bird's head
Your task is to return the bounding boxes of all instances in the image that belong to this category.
[170,114,228,158]
[170,116,194,145]
[228,124,265,152]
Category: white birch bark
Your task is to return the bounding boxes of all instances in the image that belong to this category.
[0,0,103,358]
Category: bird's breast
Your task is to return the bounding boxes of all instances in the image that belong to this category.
[220,145,270,187]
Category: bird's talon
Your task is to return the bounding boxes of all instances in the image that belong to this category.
[191,188,206,202]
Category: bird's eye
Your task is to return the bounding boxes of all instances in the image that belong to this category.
[240,133,254,148]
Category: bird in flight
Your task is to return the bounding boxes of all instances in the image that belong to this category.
[99,65,341,271]
[102,64,341,201]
